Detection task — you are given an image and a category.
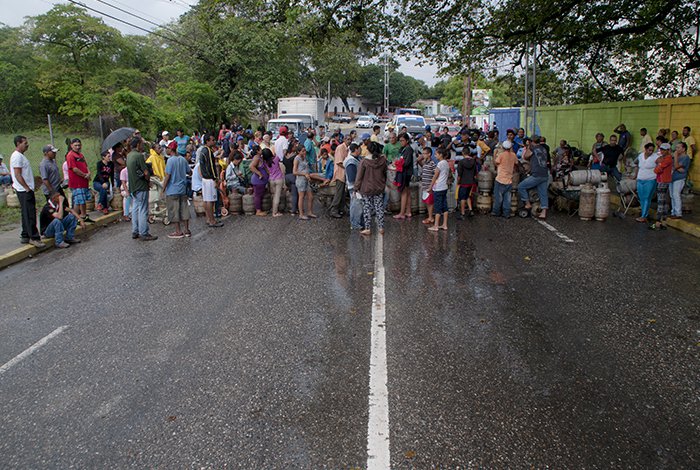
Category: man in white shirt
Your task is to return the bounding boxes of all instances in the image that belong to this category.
[10,135,45,248]
[159,131,173,151]
[274,126,290,160]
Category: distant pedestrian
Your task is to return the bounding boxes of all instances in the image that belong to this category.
[199,134,223,227]
[355,142,387,235]
[418,146,436,225]
[162,142,191,238]
[294,145,316,220]
[635,143,657,223]
[119,163,131,222]
[519,136,550,220]
[10,136,45,248]
[344,143,363,230]
[456,149,477,219]
[127,137,157,241]
[670,142,690,219]
[650,143,673,230]
[249,147,272,216]
[428,147,450,232]
[66,138,93,223]
[329,134,351,218]
[394,133,414,219]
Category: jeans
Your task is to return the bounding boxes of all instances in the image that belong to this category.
[285,173,298,213]
[131,190,150,236]
[349,189,363,229]
[670,179,685,216]
[492,181,512,216]
[123,194,132,217]
[93,181,109,208]
[518,175,549,209]
[636,179,656,219]
[601,164,622,182]
[0,175,12,185]
[44,214,78,245]
[17,190,40,241]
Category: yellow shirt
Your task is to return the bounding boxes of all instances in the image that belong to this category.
[361,144,370,157]
[146,149,166,180]
[639,134,652,153]
[683,135,696,158]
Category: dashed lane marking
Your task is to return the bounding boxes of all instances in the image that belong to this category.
[0,326,69,376]
[536,219,575,243]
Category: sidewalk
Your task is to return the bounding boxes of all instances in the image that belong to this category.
[0,208,123,270]
[610,192,700,239]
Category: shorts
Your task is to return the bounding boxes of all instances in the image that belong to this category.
[167,195,190,222]
[433,189,448,214]
[296,177,309,192]
[458,184,476,201]
[202,178,217,202]
[421,189,434,205]
[71,187,92,206]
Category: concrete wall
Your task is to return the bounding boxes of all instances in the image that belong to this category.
[529,96,700,186]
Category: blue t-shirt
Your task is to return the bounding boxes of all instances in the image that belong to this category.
[174,135,189,155]
[164,155,190,196]
[672,155,690,182]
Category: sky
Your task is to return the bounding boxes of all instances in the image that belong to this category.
[0,0,442,86]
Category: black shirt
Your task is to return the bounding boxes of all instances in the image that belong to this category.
[200,147,217,180]
[457,157,476,185]
[39,199,69,235]
[601,144,623,167]
[400,145,413,177]
[94,160,114,185]
[283,155,295,175]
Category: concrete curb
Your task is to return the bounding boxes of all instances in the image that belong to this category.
[0,211,122,271]
[610,194,700,239]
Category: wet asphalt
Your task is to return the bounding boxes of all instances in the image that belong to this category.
[0,204,698,468]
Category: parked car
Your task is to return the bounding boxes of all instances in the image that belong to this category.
[331,114,352,123]
[434,115,448,122]
[356,115,374,128]
[385,114,427,135]
[377,113,392,122]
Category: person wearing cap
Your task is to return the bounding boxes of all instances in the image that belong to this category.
[39,145,64,203]
[0,154,11,186]
[519,136,550,220]
[66,138,93,223]
[649,142,673,230]
[159,131,172,150]
[275,126,290,161]
[491,139,517,218]
[10,136,46,248]
[329,134,352,218]
[39,191,84,248]
[91,150,114,214]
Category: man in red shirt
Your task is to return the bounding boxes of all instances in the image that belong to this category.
[66,138,93,222]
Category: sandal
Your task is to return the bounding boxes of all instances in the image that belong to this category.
[422,219,434,225]
[308,214,318,218]
[299,216,309,220]
[184,230,192,237]
[393,214,405,220]
[428,226,439,232]
[360,229,371,236]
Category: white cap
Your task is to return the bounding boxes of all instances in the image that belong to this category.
[502,140,513,150]
[162,130,169,137]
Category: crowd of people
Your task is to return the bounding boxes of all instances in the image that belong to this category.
[3,119,696,248]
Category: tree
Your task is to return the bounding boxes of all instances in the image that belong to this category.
[390,0,700,101]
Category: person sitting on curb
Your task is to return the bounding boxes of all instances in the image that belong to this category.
[39,191,84,248]
[0,154,12,186]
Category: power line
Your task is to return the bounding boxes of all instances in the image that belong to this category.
[88,0,173,33]
[64,0,212,64]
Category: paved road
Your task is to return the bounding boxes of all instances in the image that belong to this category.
[1,206,698,468]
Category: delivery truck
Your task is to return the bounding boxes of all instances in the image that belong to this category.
[277,97,326,128]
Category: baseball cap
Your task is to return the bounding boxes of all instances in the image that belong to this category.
[502,140,513,150]
[162,130,169,137]
[659,143,671,150]
[42,144,59,153]
[361,133,371,140]
[279,126,288,136]
[0,154,4,160]
[167,141,178,151]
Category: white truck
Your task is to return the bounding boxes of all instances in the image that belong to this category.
[277,96,326,129]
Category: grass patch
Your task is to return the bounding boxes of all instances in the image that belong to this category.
[0,205,21,231]
[0,130,102,178]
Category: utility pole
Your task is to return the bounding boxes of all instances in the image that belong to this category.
[47,114,54,146]
[531,43,537,136]
[523,42,528,135]
[465,73,473,127]
[327,80,331,113]
[383,54,390,114]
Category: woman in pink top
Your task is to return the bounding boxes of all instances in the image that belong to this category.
[119,166,131,221]
[267,149,285,217]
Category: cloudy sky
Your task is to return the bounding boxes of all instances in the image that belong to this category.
[1,0,441,85]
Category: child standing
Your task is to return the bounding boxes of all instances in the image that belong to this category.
[119,165,131,222]
[428,147,450,232]
[419,146,436,225]
[457,151,477,219]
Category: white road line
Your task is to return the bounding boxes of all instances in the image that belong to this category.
[367,233,390,470]
[536,219,575,243]
[0,326,68,376]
